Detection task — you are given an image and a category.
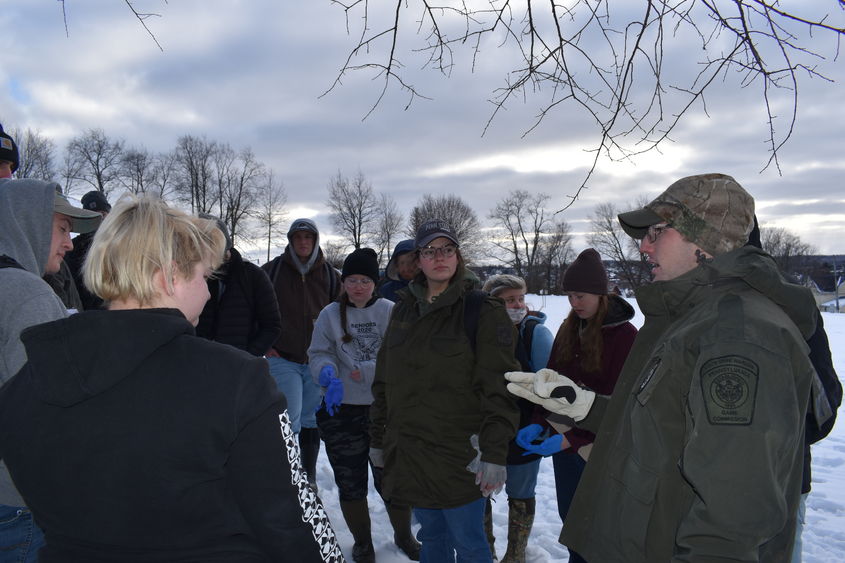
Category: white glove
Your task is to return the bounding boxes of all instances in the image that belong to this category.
[505,368,596,422]
[465,434,505,497]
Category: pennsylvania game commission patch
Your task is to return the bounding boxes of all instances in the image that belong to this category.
[700,355,759,425]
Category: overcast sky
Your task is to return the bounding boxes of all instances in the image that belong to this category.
[2,1,843,257]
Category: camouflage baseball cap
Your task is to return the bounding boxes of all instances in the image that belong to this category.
[617,173,755,256]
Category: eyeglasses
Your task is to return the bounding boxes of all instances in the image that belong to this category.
[646,223,672,243]
[344,278,374,287]
[419,244,458,260]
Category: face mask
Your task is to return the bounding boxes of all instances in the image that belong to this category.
[507,307,527,323]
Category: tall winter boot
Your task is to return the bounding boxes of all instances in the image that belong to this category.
[298,427,321,492]
[386,502,420,561]
[484,497,498,562]
[501,497,535,563]
[339,499,375,563]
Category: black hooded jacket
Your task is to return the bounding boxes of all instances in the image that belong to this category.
[196,248,282,357]
[0,308,341,562]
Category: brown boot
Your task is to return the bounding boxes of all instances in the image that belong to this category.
[484,497,497,561]
[386,503,420,561]
[339,499,375,563]
[501,497,535,563]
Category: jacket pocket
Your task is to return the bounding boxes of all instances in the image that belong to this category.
[606,455,659,559]
[635,351,666,406]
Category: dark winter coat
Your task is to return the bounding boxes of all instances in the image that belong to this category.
[0,308,342,562]
[546,295,637,454]
[371,274,520,509]
[196,248,281,357]
[262,248,340,364]
[64,230,104,310]
[559,247,817,563]
[378,239,415,303]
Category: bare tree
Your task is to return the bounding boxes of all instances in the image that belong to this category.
[327,2,844,205]
[322,238,348,270]
[174,134,216,213]
[373,192,404,265]
[588,201,650,290]
[252,171,288,263]
[60,148,84,195]
[12,127,57,181]
[148,150,179,200]
[326,170,378,249]
[65,128,125,195]
[408,194,482,261]
[538,219,575,295]
[488,189,553,291]
[120,146,156,194]
[761,226,815,276]
[220,147,264,245]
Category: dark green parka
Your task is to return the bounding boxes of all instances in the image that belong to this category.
[560,246,817,562]
[370,274,520,509]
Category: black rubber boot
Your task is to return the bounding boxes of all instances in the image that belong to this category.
[298,427,321,492]
[386,503,420,561]
[340,499,375,563]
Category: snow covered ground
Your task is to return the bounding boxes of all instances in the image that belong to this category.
[314,294,845,562]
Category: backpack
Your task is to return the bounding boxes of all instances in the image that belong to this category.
[806,311,842,444]
[463,289,537,369]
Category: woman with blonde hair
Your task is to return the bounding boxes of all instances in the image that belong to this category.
[0,195,341,562]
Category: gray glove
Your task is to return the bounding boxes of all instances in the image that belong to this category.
[465,434,506,497]
[505,368,596,422]
[369,447,384,468]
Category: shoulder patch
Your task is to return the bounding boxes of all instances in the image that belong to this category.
[700,355,758,425]
[497,322,514,347]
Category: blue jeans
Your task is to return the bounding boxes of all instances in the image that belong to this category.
[0,505,44,563]
[552,451,587,563]
[414,497,492,563]
[267,357,321,432]
[505,458,542,499]
[791,492,807,563]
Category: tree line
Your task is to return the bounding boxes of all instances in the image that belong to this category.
[9,125,817,295]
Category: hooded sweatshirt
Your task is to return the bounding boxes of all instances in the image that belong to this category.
[0,308,342,562]
[261,219,341,363]
[0,178,68,506]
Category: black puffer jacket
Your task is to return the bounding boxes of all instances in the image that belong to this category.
[0,308,342,562]
[196,248,281,357]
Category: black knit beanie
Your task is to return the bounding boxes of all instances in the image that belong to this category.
[563,248,608,295]
[342,248,380,284]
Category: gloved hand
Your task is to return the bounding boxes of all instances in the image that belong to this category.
[505,368,596,422]
[465,434,506,497]
[475,462,506,497]
[318,365,343,416]
[369,447,385,468]
[516,424,564,456]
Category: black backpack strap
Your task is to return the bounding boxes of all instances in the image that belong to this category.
[0,255,24,270]
[518,318,540,371]
[463,289,485,354]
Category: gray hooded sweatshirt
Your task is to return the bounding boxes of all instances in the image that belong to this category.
[0,178,69,506]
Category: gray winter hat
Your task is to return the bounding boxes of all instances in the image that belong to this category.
[618,173,755,256]
[199,213,232,250]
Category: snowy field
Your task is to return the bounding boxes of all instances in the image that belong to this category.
[314,294,845,562]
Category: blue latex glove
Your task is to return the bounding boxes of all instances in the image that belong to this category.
[318,365,343,416]
[515,424,544,450]
[516,423,563,457]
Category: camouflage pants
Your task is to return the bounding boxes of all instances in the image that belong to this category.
[317,403,384,502]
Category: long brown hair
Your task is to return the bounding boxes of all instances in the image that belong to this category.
[556,295,609,373]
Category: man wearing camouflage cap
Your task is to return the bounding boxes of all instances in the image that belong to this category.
[507,173,817,561]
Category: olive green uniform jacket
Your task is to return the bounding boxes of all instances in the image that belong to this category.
[370,275,520,509]
[559,246,817,562]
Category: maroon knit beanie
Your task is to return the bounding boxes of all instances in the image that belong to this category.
[563,248,608,295]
